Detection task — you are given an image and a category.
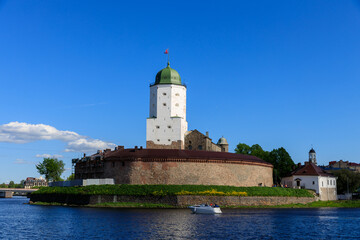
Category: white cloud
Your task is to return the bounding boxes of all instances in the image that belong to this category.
[0,121,79,143]
[35,154,64,159]
[14,158,34,165]
[65,138,116,152]
[0,122,116,153]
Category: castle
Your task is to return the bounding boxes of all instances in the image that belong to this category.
[146,61,228,152]
[74,60,273,187]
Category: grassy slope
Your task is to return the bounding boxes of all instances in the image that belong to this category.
[32,184,313,197]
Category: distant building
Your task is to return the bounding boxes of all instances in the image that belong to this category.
[24,177,47,189]
[327,160,360,172]
[281,148,337,201]
[184,130,228,152]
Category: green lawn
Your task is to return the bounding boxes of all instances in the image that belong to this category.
[32,184,314,197]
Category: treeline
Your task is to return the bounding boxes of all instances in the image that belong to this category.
[0,180,25,188]
[235,143,295,183]
[331,169,360,194]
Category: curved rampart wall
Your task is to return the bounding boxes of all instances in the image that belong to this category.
[102,160,273,187]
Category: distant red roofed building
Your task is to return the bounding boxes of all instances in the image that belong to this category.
[328,160,360,172]
[281,148,337,201]
[24,177,48,189]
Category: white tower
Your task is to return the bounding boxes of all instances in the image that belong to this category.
[146,62,188,149]
[309,148,317,165]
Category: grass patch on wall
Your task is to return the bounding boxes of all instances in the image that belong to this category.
[32,185,313,197]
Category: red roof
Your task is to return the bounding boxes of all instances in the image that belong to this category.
[103,148,272,167]
[292,162,333,177]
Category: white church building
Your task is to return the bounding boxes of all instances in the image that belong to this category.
[281,148,337,201]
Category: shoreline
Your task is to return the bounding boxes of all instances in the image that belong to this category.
[29,200,360,209]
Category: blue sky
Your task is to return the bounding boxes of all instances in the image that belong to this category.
[1,0,360,183]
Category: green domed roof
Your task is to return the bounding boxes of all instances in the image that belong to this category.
[155,62,182,85]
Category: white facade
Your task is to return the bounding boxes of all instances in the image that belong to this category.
[282,175,337,200]
[146,84,188,147]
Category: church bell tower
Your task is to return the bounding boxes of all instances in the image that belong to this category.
[146,61,188,149]
[309,148,317,165]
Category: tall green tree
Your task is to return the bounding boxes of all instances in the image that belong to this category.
[36,158,65,182]
[235,143,295,183]
[267,147,295,183]
[331,169,360,194]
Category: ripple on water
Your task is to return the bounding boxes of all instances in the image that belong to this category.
[1,198,360,239]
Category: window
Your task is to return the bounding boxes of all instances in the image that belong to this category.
[175,93,180,96]
[175,103,179,107]
[122,161,125,166]
[327,180,329,185]
[322,181,324,187]
[312,181,315,185]
[188,145,192,150]
[112,162,115,167]
[157,139,160,142]
[163,93,167,96]
[168,125,171,128]
[156,126,160,129]
[163,103,166,106]
[168,139,171,142]
[198,145,203,150]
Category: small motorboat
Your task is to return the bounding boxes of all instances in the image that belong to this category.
[188,204,222,214]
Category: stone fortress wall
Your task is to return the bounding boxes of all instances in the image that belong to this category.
[75,148,273,187]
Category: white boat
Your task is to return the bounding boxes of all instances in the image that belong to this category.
[188,204,222,214]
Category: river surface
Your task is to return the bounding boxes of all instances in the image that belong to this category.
[1,197,360,239]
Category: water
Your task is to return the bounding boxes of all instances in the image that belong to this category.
[1,197,360,239]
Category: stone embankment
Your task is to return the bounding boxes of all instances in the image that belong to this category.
[30,194,315,207]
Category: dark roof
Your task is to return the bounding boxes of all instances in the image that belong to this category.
[104,148,272,167]
[291,162,333,177]
[309,148,316,153]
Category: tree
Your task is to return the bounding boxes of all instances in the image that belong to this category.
[235,143,295,183]
[66,173,75,181]
[331,169,360,194]
[267,147,295,183]
[8,181,15,188]
[235,143,251,155]
[36,158,65,182]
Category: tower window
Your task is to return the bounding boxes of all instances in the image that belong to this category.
[157,139,160,142]
[156,126,160,129]
[198,145,203,150]
[188,145,192,150]
[168,139,171,142]
[163,93,167,96]
[163,103,166,106]
[175,93,180,96]
[175,103,179,107]
[168,126,171,128]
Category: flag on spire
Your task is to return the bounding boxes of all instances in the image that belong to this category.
[164,49,169,54]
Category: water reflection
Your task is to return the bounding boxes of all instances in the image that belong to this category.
[1,198,360,239]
